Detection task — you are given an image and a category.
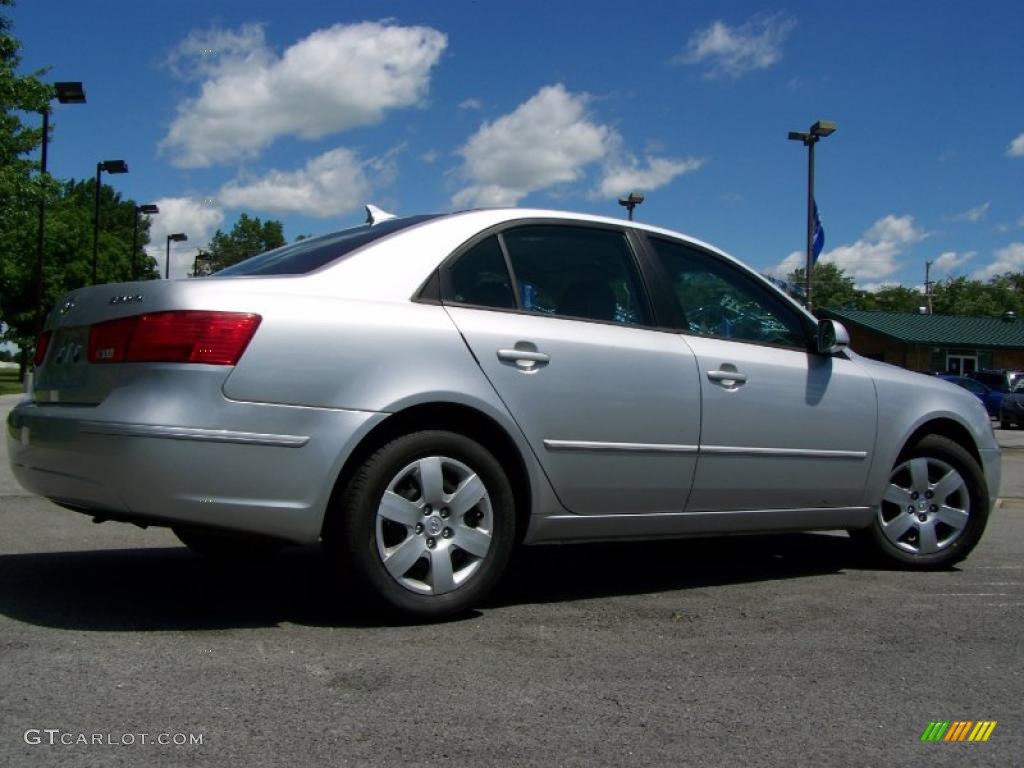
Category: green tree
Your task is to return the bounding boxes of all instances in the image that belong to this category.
[858,284,924,313]
[786,262,860,310]
[206,213,286,271]
[0,0,56,375]
[0,178,158,368]
[931,276,1022,317]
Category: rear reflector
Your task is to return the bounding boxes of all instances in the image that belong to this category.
[88,311,261,365]
[34,330,52,367]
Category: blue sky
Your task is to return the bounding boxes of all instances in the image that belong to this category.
[10,0,1024,283]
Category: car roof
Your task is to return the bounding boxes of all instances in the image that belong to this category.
[301,207,816,326]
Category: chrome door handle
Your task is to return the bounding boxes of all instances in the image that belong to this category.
[497,348,550,370]
[707,369,747,386]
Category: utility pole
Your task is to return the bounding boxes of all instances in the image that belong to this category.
[924,260,934,315]
[788,120,837,311]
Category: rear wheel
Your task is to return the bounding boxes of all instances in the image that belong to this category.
[856,435,989,568]
[325,430,515,620]
[1001,417,1013,430]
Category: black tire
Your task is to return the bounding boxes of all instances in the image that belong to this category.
[172,526,285,559]
[1001,418,1012,430]
[324,430,516,620]
[855,435,989,569]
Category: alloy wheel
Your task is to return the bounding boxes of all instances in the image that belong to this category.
[375,455,493,595]
[878,456,970,555]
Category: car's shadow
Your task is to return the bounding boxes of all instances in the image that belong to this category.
[0,532,868,630]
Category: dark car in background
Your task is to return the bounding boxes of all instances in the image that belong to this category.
[999,381,1024,428]
[967,369,1024,396]
[938,375,1003,417]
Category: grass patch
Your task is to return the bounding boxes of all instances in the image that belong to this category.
[0,366,26,395]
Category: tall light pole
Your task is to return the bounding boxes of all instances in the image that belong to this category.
[618,191,645,221]
[132,204,159,280]
[924,260,934,315]
[787,120,836,311]
[166,233,187,279]
[91,159,128,285]
[34,81,86,337]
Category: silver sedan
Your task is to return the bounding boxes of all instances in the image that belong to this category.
[6,208,1000,618]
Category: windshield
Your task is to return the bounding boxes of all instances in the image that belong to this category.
[214,215,440,276]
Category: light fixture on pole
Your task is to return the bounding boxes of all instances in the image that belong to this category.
[132,204,159,280]
[91,159,129,285]
[618,191,645,221]
[34,81,86,339]
[166,233,187,279]
[192,249,211,278]
[787,120,836,311]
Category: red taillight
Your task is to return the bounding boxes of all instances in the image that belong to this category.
[88,311,262,365]
[34,330,52,367]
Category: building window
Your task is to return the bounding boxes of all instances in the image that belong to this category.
[946,352,978,375]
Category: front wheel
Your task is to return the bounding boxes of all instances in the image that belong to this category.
[325,430,516,620]
[855,435,989,568]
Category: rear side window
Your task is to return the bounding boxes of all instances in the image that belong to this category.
[443,225,651,326]
[214,215,439,276]
[448,236,516,309]
[502,226,649,325]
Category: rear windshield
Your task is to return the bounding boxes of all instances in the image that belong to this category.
[214,215,439,276]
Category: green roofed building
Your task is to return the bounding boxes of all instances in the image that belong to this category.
[820,309,1024,375]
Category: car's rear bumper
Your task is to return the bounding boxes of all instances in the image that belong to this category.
[6,392,386,543]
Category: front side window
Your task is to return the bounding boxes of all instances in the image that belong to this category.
[649,236,807,348]
[501,225,650,325]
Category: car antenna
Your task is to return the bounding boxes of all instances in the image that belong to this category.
[365,204,397,225]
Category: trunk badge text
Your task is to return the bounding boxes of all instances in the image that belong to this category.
[109,294,144,305]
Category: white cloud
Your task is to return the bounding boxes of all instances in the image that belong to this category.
[458,98,482,110]
[453,84,700,207]
[950,201,990,222]
[161,22,446,167]
[453,84,612,207]
[596,155,705,198]
[863,214,927,245]
[932,250,975,274]
[1007,133,1024,157]
[858,282,917,295]
[144,197,226,279]
[768,214,927,283]
[973,242,1024,280]
[675,13,796,78]
[219,147,397,218]
[165,23,270,81]
[766,249,805,279]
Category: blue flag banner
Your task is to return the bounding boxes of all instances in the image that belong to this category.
[812,200,825,263]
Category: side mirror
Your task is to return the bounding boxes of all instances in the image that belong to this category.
[816,319,850,355]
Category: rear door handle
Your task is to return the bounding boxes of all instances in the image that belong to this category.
[707,369,747,387]
[497,348,550,370]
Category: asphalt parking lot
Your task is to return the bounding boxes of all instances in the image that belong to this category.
[1,393,1021,767]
